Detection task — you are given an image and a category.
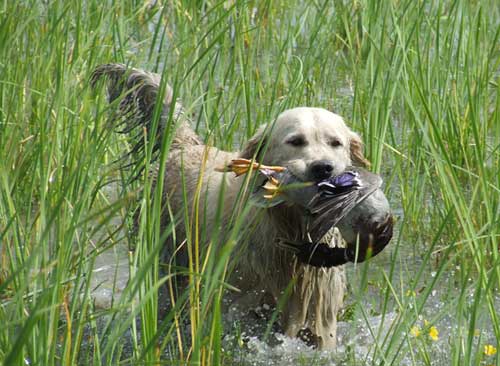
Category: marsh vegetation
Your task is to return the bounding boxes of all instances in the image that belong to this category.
[0,0,499,365]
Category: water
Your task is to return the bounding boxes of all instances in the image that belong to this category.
[90,183,499,364]
[90,244,129,309]
[89,184,130,309]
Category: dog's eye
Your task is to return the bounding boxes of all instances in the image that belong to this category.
[328,138,343,148]
[286,135,307,147]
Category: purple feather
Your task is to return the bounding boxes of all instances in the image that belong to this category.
[317,171,359,193]
[331,171,358,187]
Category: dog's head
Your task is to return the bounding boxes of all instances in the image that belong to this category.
[240,107,369,181]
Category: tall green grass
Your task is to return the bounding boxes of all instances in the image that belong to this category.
[0,0,498,365]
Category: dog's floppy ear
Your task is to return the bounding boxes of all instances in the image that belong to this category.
[239,125,268,160]
[349,132,371,168]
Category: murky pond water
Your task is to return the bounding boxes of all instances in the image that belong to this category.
[89,185,130,310]
[90,183,499,365]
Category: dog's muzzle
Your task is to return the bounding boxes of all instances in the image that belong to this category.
[308,160,335,181]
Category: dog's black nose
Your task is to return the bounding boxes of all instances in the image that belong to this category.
[309,160,334,181]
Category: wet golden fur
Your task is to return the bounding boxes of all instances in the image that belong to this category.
[92,64,369,349]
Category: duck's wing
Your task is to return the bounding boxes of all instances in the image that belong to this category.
[307,169,382,242]
[307,188,364,242]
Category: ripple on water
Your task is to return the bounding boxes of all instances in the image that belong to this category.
[90,184,500,365]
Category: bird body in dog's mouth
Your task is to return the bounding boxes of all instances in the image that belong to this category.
[221,158,394,267]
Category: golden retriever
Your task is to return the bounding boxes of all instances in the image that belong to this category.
[92,63,370,349]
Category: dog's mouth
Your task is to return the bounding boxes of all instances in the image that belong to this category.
[284,160,339,183]
[283,164,308,182]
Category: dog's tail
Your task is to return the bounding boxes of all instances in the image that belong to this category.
[91,63,201,170]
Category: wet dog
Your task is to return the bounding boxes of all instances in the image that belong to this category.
[92,63,372,349]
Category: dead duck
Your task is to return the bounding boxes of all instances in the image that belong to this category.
[222,158,394,267]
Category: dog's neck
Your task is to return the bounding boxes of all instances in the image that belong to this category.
[267,204,308,241]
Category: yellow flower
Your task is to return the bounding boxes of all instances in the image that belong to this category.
[410,326,421,337]
[484,344,497,356]
[428,326,439,341]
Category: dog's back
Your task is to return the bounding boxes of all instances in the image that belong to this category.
[91,64,202,155]
[91,63,242,261]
